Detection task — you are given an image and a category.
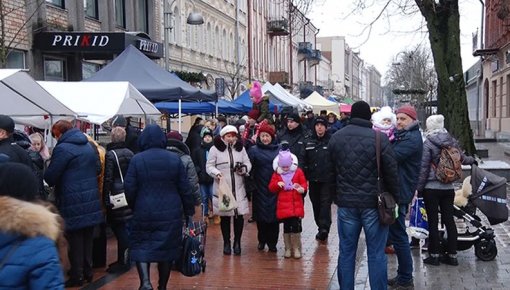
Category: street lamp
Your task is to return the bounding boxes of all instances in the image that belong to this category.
[163,0,204,71]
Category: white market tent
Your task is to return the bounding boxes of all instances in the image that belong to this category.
[262,82,311,111]
[272,83,312,111]
[0,69,76,127]
[304,91,340,115]
[38,81,161,125]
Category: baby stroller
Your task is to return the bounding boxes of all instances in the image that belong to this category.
[440,164,508,261]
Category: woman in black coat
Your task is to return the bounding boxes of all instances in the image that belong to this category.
[247,123,280,252]
[103,127,134,273]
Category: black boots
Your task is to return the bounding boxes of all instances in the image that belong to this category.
[157,262,171,290]
[233,216,244,255]
[136,262,153,290]
[220,217,232,255]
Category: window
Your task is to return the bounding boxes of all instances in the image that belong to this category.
[6,50,25,69]
[46,0,64,8]
[137,0,148,33]
[82,62,101,79]
[84,0,98,19]
[114,0,126,28]
[44,58,66,81]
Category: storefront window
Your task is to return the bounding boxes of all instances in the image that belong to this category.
[82,62,101,79]
[84,0,98,19]
[46,0,64,8]
[137,0,148,33]
[6,50,25,69]
[44,58,66,81]
[115,0,126,28]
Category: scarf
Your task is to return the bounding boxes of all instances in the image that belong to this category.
[279,169,295,191]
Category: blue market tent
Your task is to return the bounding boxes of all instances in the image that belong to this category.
[232,90,283,113]
[85,45,216,102]
[214,99,246,114]
[155,102,213,114]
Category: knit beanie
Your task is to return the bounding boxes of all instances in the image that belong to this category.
[396,105,418,120]
[426,114,445,131]
[258,123,275,139]
[350,101,372,121]
[200,128,213,139]
[372,106,396,125]
[287,113,301,123]
[278,150,293,167]
[0,115,15,133]
[0,162,39,201]
[220,125,238,137]
[314,116,328,127]
[250,81,263,103]
[166,130,183,142]
[248,109,260,120]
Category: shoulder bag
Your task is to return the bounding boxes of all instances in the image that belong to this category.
[110,150,129,210]
[375,132,397,225]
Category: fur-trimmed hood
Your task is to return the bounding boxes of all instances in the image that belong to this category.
[213,135,244,152]
[0,196,60,241]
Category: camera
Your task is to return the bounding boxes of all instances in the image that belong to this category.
[234,162,248,175]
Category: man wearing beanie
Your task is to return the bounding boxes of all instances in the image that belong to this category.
[303,116,334,242]
[277,112,309,167]
[0,115,32,167]
[387,104,423,289]
[328,101,399,289]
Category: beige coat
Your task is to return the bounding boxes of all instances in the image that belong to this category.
[206,137,252,216]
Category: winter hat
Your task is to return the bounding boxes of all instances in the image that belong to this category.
[314,116,328,127]
[396,105,417,120]
[426,114,445,131]
[248,109,260,120]
[278,150,293,167]
[350,101,372,121]
[0,162,39,201]
[111,114,127,127]
[217,115,227,124]
[200,128,213,139]
[372,106,396,125]
[220,125,238,137]
[286,113,301,123]
[250,81,263,103]
[0,115,15,133]
[166,130,183,142]
[258,123,275,139]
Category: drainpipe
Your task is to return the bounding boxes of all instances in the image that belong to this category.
[247,0,252,82]
[315,28,320,87]
[477,0,484,136]
[288,0,293,89]
[303,17,310,82]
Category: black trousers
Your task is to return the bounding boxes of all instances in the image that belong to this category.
[282,217,302,233]
[423,188,457,255]
[66,226,95,280]
[256,221,279,247]
[308,181,332,232]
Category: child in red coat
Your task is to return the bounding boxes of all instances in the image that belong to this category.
[269,149,307,259]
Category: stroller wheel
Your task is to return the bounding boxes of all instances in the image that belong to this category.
[475,239,497,261]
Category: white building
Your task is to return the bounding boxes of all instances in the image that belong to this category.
[316,36,348,97]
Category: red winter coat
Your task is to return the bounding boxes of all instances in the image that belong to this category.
[268,168,307,220]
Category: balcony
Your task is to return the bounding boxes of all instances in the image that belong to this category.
[308,49,321,66]
[298,42,313,57]
[268,71,289,85]
[314,85,324,96]
[299,81,314,98]
[267,19,289,36]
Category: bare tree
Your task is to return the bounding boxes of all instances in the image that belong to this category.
[223,57,247,100]
[351,0,476,155]
[0,0,44,68]
[385,45,437,111]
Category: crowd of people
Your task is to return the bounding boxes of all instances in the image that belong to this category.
[0,80,477,289]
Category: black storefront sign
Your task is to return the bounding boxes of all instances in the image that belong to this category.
[34,32,163,59]
[215,78,225,97]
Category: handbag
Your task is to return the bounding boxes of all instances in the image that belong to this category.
[178,217,207,276]
[217,177,238,212]
[408,197,429,239]
[109,151,128,210]
[375,132,397,225]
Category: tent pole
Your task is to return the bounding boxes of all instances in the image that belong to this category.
[178,99,182,133]
[216,101,219,117]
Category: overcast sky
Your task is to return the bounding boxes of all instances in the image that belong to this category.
[308,0,483,79]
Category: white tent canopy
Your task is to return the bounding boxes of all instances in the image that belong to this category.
[262,82,312,111]
[38,81,161,125]
[0,69,76,118]
[304,91,339,115]
[272,83,312,111]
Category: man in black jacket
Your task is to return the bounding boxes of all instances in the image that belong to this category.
[328,101,399,290]
[277,113,309,167]
[0,115,32,167]
[303,116,333,241]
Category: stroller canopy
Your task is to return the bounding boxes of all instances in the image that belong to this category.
[470,165,508,225]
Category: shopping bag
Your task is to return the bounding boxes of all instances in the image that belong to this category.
[217,178,238,212]
[407,197,429,239]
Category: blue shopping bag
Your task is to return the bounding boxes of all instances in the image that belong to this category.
[407,197,429,239]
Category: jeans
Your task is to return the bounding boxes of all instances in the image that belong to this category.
[423,188,457,255]
[200,183,214,216]
[309,181,332,232]
[388,204,413,283]
[337,207,388,290]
